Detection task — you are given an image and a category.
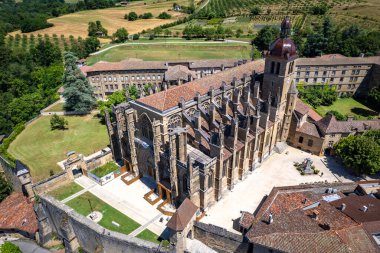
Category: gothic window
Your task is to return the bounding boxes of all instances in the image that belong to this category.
[186,108,196,118]
[202,102,210,111]
[208,171,213,188]
[214,97,222,106]
[270,62,275,74]
[140,115,153,141]
[168,115,182,129]
[183,175,188,193]
[276,62,281,74]
[265,134,270,147]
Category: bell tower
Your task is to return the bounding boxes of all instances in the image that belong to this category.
[262,16,298,142]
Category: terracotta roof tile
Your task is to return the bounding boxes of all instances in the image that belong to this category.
[165,65,196,81]
[0,192,38,236]
[167,198,198,231]
[297,121,321,138]
[136,60,265,112]
[239,211,255,229]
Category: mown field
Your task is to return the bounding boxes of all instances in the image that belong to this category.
[10,0,189,40]
[8,114,109,182]
[86,42,252,64]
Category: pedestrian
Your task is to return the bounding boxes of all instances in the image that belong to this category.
[320,172,324,177]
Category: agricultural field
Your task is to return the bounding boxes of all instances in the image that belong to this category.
[8,114,109,182]
[10,0,189,41]
[86,42,252,65]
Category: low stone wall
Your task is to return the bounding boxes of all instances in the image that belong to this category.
[39,195,172,253]
[33,171,70,195]
[193,222,250,253]
[0,155,22,192]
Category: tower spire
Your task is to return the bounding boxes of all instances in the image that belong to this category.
[280,16,291,38]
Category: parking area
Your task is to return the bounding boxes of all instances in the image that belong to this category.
[201,146,354,233]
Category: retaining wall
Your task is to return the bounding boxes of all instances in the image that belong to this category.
[39,195,172,253]
[0,155,22,192]
[33,171,70,195]
[193,222,250,253]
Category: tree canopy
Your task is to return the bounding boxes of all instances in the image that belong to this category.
[334,129,380,175]
[0,241,21,253]
[112,28,129,43]
[298,85,337,108]
[62,52,96,113]
[253,26,280,51]
[97,90,126,115]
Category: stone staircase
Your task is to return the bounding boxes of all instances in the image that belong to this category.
[274,141,288,154]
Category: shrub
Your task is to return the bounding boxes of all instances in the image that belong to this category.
[132,34,140,40]
[50,114,68,130]
[158,12,172,19]
[327,110,347,121]
[0,242,21,253]
[126,12,138,21]
[141,12,153,19]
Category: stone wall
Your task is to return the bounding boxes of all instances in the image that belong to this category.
[39,195,172,253]
[33,171,70,195]
[193,222,250,253]
[0,155,22,192]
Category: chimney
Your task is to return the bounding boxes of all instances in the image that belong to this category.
[268,213,273,224]
[340,203,346,211]
[361,205,368,212]
[302,198,307,204]
[312,211,319,220]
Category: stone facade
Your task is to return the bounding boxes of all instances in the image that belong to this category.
[106,20,299,212]
[295,54,380,97]
[83,59,242,99]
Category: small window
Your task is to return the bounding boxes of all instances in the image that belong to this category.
[298,136,304,143]
[314,71,318,76]
[103,77,107,82]
[305,78,309,83]
[108,76,112,81]
[307,139,313,147]
[330,78,334,82]
[297,72,300,76]
[306,71,310,76]
[270,62,275,74]
[276,62,280,74]
[323,71,327,76]
[342,70,346,75]
[113,76,117,81]
[340,77,344,82]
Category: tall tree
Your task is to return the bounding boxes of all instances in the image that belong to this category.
[334,130,380,175]
[112,28,129,43]
[30,40,62,67]
[253,26,280,51]
[62,52,96,112]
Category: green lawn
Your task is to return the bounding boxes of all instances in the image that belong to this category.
[45,103,65,112]
[314,98,378,120]
[136,229,161,244]
[8,114,109,182]
[66,192,141,235]
[91,162,119,177]
[86,43,251,65]
[48,182,83,201]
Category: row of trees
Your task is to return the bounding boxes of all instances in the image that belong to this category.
[182,24,234,40]
[0,33,64,136]
[125,12,153,21]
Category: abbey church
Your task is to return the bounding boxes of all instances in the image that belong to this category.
[104,17,380,212]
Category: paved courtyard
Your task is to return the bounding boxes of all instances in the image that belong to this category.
[74,175,171,237]
[201,146,356,233]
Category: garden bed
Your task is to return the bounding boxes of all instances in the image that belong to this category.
[91,162,119,178]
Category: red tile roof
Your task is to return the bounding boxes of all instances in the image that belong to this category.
[316,114,380,134]
[0,192,38,236]
[295,98,322,122]
[297,121,320,138]
[239,211,255,229]
[246,186,380,253]
[167,198,198,231]
[136,60,265,112]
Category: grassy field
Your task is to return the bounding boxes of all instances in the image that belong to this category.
[136,229,161,243]
[66,191,159,242]
[66,192,141,235]
[86,43,251,64]
[10,0,188,40]
[8,114,109,182]
[45,103,65,112]
[314,98,378,120]
[48,182,83,201]
[91,162,119,177]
